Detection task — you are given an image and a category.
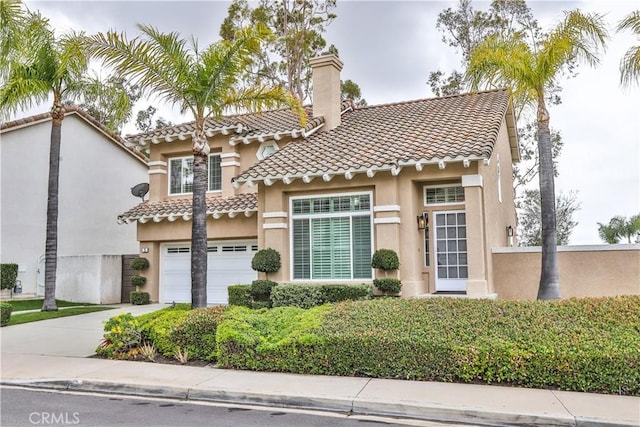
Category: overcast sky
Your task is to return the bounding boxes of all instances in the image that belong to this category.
[21,0,640,245]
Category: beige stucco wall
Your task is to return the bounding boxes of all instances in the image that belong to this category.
[492,245,640,300]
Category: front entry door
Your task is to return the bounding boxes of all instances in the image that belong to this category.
[434,211,468,292]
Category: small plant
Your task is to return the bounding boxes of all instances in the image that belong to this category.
[1,263,18,290]
[131,275,147,287]
[0,302,12,326]
[251,248,281,278]
[130,291,150,305]
[130,257,150,271]
[371,249,400,271]
[96,312,142,358]
[139,342,157,362]
[174,347,189,364]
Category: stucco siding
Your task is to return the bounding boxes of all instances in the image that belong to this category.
[1,114,147,294]
[492,245,640,300]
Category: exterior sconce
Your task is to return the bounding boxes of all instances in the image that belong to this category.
[141,247,150,254]
[506,225,514,247]
[417,212,428,230]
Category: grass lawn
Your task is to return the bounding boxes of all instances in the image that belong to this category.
[6,299,96,312]
[7,306,114,326]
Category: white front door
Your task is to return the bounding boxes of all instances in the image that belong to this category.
[161,241,257,304]
[434,211,468,292]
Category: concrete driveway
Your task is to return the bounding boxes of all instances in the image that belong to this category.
[0,304,166,357]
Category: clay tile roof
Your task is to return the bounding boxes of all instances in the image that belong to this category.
[1,106,148,164]
[234,89,513,183]
[117,193,258,224]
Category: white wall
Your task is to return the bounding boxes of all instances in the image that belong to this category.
[56,255,122,304]
[1,113,147,294]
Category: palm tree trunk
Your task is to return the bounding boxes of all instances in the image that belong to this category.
[191,126,209,308]
[42,103,64,311]
[536,95,561,300]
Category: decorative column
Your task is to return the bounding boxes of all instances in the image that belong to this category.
[462,174,489,296]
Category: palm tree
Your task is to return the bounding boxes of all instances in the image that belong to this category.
[617,10,640,87]
[598,214,640,244]
[467,11,608,300]
[0,6,133,311]
[86,24,304,308]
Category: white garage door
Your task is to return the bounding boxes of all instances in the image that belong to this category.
[162,241,258,304]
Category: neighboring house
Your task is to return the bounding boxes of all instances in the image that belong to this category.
[118,54,519,304]
[0,107,148,302]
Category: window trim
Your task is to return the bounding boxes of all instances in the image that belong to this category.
[167,154,222,196]
[289,191,374,282]
[423,183,466,207]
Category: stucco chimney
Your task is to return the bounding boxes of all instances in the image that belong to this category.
[310,54,343,131]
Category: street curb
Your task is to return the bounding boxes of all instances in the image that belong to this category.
[2,379,637,427]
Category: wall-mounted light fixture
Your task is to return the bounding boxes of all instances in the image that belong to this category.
[506,225,514,247]
[141,247,149,254]
[417,212,428,230]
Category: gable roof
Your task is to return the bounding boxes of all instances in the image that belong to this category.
[117,193,258,224]
[0,106,148,165]
[123,103,353,148]
[233,89,518,187]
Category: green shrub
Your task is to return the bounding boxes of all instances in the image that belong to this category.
[250,280,278,299]
[216,296,640,395]
[0,302,12,326]
[371,249,399,271]
[170,306,226,361]
[96,312,142,358]
[228,285,251,307]
[0,263,18,290]
[131,275,147,287]
[130,257,150,271]
[321,284,373,303]
[138,308,191,356]
[130,291,150,305]
[373,278,402,294]
[271,284,323,309]
[251,248,281,274]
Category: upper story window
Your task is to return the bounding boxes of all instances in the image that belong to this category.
[169,154,221,195]
[424,184,465,206]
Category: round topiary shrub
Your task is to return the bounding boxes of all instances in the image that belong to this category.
[251,248,281,274]
[371,249,400,271]
[131,275,147,287]
[130,257,150,271]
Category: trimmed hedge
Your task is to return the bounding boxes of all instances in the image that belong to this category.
[0,302,12,326]
[1,263,18,290]
[130,291,150,305]
[137,304,191,356]
[130,257,150,271]
[170,306,226,361]
[216,296,640,395]
[271,284,372,309]
[131,275,147,287]
[371,249,399,271]
[251,248,281,274]
[228,285,251,307]
[250,280,278,301]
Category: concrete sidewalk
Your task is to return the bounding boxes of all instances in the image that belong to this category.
[1,305,638,426]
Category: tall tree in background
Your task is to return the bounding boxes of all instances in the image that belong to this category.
[87,24,304,308]
[467,10,608,299]
[598,214,640,244]
[617,10,640,87]
[518,189,580,246]
[0,4,132,311]
[220,0,364,105]
[135,105,173,133]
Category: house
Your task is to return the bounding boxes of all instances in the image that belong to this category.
[117,54,519,304]
[0,107,148,303]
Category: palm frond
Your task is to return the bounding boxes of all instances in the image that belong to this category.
[617,10,640,34]
[55,31,89,84]
[86,29,188,108]
[617,11,640,87]
[221,85,306,126]
[0,72,50,117]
